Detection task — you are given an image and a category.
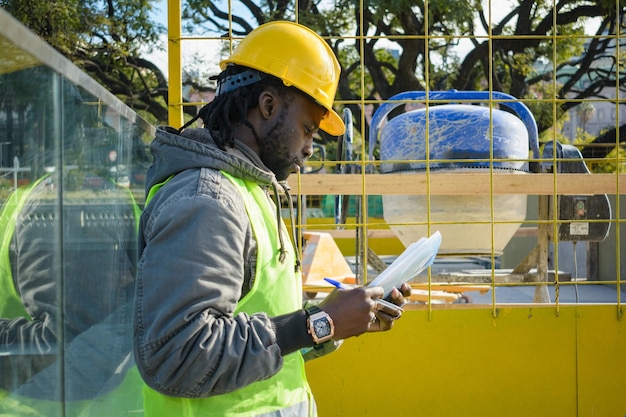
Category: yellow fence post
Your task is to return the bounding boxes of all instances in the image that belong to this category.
[167,0,183,127]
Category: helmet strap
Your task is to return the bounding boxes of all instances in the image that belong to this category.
[216,69,264,96]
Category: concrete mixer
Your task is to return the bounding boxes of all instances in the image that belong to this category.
[369,90,540,255]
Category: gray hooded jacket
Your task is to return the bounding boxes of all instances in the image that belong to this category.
[134,126,321,398]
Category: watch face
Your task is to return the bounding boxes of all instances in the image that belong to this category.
[313,318,331,338]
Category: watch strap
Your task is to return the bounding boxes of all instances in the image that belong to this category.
[304,305,322,317]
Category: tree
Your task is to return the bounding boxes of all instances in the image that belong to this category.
[1,0,170,125]
[182,0,625,163]
[576,101,596,132]
[5,0,625,163]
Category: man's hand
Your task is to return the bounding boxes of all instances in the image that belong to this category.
[368,282,411,332]
[317,286,382,339]
[317,283,411,339]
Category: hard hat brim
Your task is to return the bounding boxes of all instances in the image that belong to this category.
[320,108,345,136]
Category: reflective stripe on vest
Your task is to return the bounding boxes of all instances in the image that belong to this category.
[0,176,48,319]
[143,171,314,417]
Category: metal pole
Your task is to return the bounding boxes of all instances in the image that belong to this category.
[13,156,19,191]
[167,0,183,127]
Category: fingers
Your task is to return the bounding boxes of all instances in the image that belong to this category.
[398,282,412,297]
[374,298,403,319]
[367,298,403,332]
[386,283,411,307]
[368,310,398,332]
[369,312,377,324]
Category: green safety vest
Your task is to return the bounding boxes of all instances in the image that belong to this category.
[0,177,144,417]
[0,177,141,318]
[143,171,313,417]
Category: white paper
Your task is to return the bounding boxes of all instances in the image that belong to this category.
[368,231,441,297]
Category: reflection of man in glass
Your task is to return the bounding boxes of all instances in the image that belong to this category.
[0,175,142,415]
[107,148,119,187]
[0,74,144,416]
[109,149,118,164]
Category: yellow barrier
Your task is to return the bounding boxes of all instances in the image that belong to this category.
[306,305,626,417]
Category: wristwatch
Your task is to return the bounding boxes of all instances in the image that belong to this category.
[305,306,334,345]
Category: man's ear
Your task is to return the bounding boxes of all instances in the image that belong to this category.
[258,90,277,120]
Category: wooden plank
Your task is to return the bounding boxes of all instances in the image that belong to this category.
[301,284,461,303]
[288,173,626,196]
[302,227,537,239]
[299,229,398,239]
[413,273,528,284]
[411,283,491,294]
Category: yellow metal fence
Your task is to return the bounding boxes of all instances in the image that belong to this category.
[167,1,625,415]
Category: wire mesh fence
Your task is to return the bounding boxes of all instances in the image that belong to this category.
[170,0,625,310]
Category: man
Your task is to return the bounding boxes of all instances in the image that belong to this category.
[135,20,409,417]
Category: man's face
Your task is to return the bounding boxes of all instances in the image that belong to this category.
[257,92,326,181]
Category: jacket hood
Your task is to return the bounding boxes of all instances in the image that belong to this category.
[145,126,301,271]
[146,126,277,193]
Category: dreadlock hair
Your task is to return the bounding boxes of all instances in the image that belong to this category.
[179,65,293,151]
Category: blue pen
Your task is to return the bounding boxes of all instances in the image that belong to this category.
[323,277,346,289]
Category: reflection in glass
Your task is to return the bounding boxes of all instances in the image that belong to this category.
[0,11,151,417]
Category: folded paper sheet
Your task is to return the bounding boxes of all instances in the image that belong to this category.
[368,231,442,298]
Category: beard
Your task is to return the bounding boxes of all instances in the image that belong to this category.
[257,110,304,181]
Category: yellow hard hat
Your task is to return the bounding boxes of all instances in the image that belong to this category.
[220,21,345,136]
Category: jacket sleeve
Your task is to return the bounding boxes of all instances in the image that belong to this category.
[134,170,308,398]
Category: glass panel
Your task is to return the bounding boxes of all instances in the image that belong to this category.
[0,10,151,417]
